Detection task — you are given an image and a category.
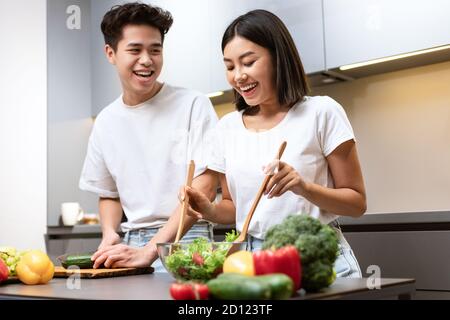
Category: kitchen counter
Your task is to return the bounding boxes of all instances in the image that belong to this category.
[339,210,450,232]
[47,210,450,236]
[46,223,236,237]
[340,210,450,295]
[0,274,415,300]
[340,210,450,225]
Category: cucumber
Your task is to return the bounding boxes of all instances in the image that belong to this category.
[216,272,248,280]
[257,274,294,300]
[207,277,271,300]
[216,273,293,300]
[60,253,94,269]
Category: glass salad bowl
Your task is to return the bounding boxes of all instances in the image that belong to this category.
[157,239,248,281]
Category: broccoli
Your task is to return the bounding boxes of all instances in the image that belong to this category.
[301,260,336,292]
[262,214,339,292]
[263,224,299,249]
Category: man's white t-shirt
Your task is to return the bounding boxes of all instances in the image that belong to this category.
[79,83,218,232]
[207,96,355,240]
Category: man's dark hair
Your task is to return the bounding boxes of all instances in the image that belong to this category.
[222,9,310,111]
[101,2,173,51]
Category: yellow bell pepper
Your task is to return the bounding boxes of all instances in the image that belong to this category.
[223,250,254,276]
[16,250,54,285]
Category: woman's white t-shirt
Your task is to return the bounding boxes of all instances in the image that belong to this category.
[207,96,355,239]
[79,84,218,232]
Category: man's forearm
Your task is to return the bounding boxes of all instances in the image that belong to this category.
[99,197,123,234]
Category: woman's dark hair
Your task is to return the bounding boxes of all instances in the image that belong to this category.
[222,9,310,111]
[101,2,173,51]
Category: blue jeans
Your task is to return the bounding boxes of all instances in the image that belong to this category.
[122,222,214,272]
[247,226,362,278]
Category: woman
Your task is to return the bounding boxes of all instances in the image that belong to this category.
[185,9,366,278]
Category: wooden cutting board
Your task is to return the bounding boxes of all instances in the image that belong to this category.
[53,266,154,279]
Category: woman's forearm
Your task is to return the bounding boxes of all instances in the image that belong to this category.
[209,199,236,225]
[301,183,366,217]
[146,170,219,253]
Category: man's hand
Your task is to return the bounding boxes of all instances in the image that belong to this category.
[91,244,155,269]
[98,231,121,250]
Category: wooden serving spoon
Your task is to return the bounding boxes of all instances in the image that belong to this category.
[227,141,287,256]
[174,160,196,244]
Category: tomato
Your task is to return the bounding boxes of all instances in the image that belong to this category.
[223,250,255,276]
[0,259,9,283]
[193,283,209,300]
[170,282,209,300]
[192,252,204,266]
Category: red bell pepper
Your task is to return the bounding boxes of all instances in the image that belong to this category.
[170,281,209,300]
[253,245,302,291]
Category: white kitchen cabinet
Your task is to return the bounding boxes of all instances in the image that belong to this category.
[323,0,450,69]
[90,0,326,107]
[91,0,212,103]
[90,0,122,116]
[152,0,212,94]
[209,0,325,93]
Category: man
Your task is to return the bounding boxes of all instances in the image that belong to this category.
[79,2,218,271]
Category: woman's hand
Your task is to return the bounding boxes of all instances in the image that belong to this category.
[264,161,308,198]
[91,244,154,269]
[179,186,216,221]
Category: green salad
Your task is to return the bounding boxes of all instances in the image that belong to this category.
[165,230,239,281]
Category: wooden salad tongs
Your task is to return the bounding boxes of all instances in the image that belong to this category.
[226,141,287,257]
[171,160,196,253]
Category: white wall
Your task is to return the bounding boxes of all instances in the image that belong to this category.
[0,0,47,250]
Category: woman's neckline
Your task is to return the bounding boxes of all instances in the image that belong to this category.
[239,100,300,134]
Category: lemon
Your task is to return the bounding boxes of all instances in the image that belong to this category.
[223,250,254,276]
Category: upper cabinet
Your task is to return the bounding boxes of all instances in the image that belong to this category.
[47,0,99,225]
[89,0,450,114]
[209,0,325,93]
[157,0,325,94]
[90,0,122,116]
[152,0,212,94]
[323,0,450,69]
[90,0,324,111]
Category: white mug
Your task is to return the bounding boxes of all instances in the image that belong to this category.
[61,202,84,226]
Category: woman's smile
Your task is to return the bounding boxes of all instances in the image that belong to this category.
[239,82,258,97]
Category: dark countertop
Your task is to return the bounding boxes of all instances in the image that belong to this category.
[46,223,236,237]
[0,273,415,300]
[47,211,450,236]
[339,210,450,225]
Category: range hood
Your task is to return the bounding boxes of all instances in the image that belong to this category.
[209,44,450,103]
[309,44,450,87]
